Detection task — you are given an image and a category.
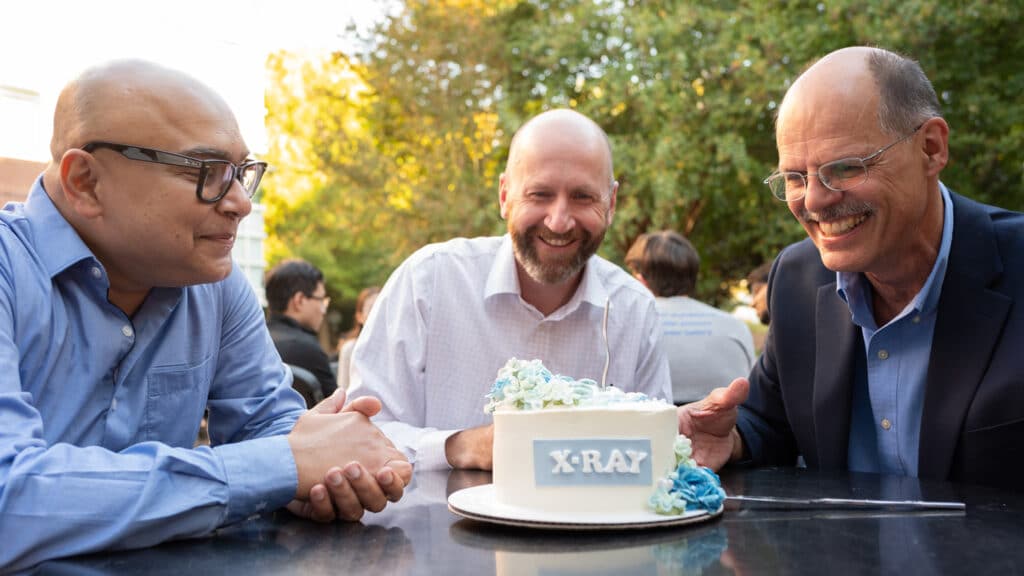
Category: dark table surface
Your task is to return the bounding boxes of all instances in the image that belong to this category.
[38,466,1024,575]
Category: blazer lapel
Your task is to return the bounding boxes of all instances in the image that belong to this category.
[919,194,1011,479]
[812,283,859,469]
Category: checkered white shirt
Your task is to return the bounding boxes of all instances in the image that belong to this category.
[348,235,671,470]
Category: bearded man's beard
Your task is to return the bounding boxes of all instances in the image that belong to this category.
[510,223,604,285]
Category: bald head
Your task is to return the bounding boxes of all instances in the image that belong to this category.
[778,46,941,140]
[41,60,254,313]
[50,59,239,163]
[506,109,614,191]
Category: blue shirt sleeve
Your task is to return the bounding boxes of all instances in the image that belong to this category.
[0,231,305,571]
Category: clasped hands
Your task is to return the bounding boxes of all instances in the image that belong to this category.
[286,389,412,522]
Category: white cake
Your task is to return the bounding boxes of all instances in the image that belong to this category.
[492,401,678,516]
[482,357,715,518]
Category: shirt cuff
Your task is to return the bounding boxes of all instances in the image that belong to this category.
[215,435,298,523]
[412,429,459,471]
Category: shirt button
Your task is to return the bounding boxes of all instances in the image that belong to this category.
[91,267,102,278]
[881,418,892,431]
[877,349,889,360]
[912,316,921,324]
[121,325,134,338]
[111,397,118,411]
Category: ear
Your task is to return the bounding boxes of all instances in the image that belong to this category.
[919,117,949,177]
[632,271,647,287]
[498,172,509,220]
[285,291,305,315]
[606,180,619,225]
[59,149,103,218]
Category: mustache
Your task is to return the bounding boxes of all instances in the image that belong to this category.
[799,200,874,223]
[534,227,579,242]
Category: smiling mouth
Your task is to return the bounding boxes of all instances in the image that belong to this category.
[539,235,575,248]
[817,213,869,237]
[201,233,236,245]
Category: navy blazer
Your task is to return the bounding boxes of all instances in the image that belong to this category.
[737,191,1024,489]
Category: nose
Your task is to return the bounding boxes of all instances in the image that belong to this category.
[544,194,576,234]
[216,178,253,220]
[800,172,841,214]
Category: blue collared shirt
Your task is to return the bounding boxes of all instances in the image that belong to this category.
[0,179,305,570]
[839,183,954,476]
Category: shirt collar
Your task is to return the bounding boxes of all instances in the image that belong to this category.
[837,182,955,327]
[484,235,521,298]
[484,234,609,317]
[23,176,99,279]
[269,313,317,336]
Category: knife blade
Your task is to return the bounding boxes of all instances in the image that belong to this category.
[725,495,965,511]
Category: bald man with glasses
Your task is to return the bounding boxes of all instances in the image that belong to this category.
[678,47,1024,490]
[0,60,410,571]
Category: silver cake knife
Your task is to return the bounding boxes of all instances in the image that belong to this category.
[725,495,965,511]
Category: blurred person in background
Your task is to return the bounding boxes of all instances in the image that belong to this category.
[746,261,772,326]
[265,259,337,405]
[337,286,381,391]
[626,230,755,404]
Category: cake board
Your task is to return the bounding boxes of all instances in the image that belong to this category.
[448,483,722,531]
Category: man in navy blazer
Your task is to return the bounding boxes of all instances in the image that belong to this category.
[678,46,1024,489]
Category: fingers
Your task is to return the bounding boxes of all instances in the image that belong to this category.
[285,498,309,518]
[376,466,405,503]
[692,378,749,415]
[388,460,414,486]
[322,466,366,522]
[284,484,336,523]
[292,462,410,525]
[329,460,411,516]
[342,396,383,418]
[341,462,389,514]
[718,377,750,407]
[311,387,348,415]
[307,483,338,522]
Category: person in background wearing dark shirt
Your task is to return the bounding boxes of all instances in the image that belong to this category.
[266,259,337,405]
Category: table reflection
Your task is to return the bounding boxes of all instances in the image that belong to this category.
[34,466,1024,575]
[450,520,728,576]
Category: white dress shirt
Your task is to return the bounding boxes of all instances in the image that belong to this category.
[348,235,671,470]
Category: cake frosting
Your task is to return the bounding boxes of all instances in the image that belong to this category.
[486,358,725,517]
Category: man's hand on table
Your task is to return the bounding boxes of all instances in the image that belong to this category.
[444,424,494,470]
[286,388,413,522]
[677,377,749,471]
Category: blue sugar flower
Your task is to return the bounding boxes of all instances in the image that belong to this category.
[670,466,725,513]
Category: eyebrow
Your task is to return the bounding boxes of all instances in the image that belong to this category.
[180,145,252,162]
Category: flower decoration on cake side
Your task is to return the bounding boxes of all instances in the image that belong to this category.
[648,435,726,515]
[484,358,650,413]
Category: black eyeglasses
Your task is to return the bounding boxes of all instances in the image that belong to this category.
[763,124,922,202]
[82,141,268,203]
[306,293,331,309]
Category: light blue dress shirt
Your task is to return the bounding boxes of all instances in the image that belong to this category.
[0,180,305,570]
[839,183,954,476]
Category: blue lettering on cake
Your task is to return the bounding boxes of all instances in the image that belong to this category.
[533,439,652,486]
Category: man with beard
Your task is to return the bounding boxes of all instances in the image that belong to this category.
[347,109,671,470]
[678,47,1024,489]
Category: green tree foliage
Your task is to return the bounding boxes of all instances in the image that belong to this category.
[263,0,1024,306]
